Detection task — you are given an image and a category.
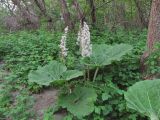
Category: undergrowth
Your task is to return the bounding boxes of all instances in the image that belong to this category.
[0,28,153,120]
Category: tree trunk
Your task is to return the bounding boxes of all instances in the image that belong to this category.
[59,0,74,29]
[34,0,53,29]
[88,0,96,25]
[34,0,46,15]
[134,0,148,28]
[141,0,160,73]
[115,2,126,28]
[11,0,39,29]
[72,0,85,23]
[147,0,160,50]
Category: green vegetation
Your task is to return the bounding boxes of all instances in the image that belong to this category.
[1,28,155,120]
[0,0,160,119]
[125,79,160,120]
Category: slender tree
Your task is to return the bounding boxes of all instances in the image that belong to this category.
[59,0,74,29]
[87,0,96,25]
[72,0,85,23]
[34,0,46,15]
[34,0,53,28]
[134,0,148,28]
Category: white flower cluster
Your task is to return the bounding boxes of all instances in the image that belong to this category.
[77,22,92,57]
[59,26,68,57]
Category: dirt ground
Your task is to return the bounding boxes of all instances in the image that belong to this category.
[33,89,59,119]
[33,88,66,120]
[0,61,65,120]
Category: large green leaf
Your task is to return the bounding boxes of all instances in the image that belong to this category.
[84,44,132,67]
[58,86,97,118]
[124,79,160,120]
[62,70,83,80]
[28,61,83,86]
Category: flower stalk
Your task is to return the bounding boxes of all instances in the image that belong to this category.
[77,22,92,80]
[59,26,68,63]
[77,22,92,57]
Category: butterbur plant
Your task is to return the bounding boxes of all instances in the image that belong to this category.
[77,22,92,80]
[83,44,133,81]
[76,22,133,81]
[59,26,68,62]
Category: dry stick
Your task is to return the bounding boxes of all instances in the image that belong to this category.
[93,67,99,81]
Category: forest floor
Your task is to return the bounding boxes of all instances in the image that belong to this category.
[33,89,65,120]
[33,89,58,117]
[0,61,65,120]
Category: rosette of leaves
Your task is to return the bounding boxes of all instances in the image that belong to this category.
[124,79,160,120]
[58,86,97,118]
[28,61,83,86]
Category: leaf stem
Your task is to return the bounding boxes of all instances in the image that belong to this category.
[93,67,99,81]
[60,55,65,64]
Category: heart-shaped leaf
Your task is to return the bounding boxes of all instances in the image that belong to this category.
[28,61,83,86]
[84,44,132,67]
[58,86,97,118]
[125,79,160,120]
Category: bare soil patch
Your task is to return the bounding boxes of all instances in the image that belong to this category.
[33,89,65,119]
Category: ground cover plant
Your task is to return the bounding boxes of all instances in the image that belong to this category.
[0,26,150,120]
[0,24,159,120]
